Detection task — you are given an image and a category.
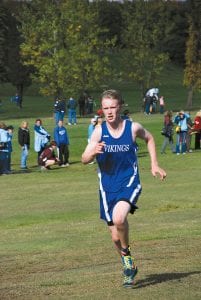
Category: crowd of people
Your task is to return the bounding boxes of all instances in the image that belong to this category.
[0,117,70,174]
[53,92,97,126]
[143,87,166,115]
[1,89,201,175]
[0,92,102,175]
[1,88,201,288]
[160,109,201,155]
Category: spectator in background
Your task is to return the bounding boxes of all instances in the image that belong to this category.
[95,116,103,129]
[87,96,94,115]
[67,97,77,125]
[7,125,14,172]
[174,111,188,155]
[193,110,201,150]
[159,96,165,114]
[144,96,151,115]
[185,112,194,153]
[39,141,59,171]
[54,120,70,167]
[15,93,22,108]
[161,111,175,154]
[18,121,30,169]
[78,92,87,117]
[54,97,66,124]
[145,88,159,114]
[34,119,50,164]
[0,122,9,175]
[121,109,132,121]
[87,118,97,165]
[96,108,104,118]
[88,118,97,143]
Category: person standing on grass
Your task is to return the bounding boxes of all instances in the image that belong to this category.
[34,119,50,165]
[7,125,14,172]
[159,96,165,114]
[161,111,175,154]
[54,97,66,124]
[193,110,201,150]
[174,110,189,155]
[18,121,30,170]
[0,122,9,175]
[67,97,77,125]
[82,89,166,288]
[54,120,70,167]
[78,92,87,117]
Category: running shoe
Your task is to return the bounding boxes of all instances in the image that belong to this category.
[121,254,138,288]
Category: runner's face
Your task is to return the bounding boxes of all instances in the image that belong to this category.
[101,98,121,123]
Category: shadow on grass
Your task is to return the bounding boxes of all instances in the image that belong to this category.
[138,151,149,158]
[134,271,201,289]
[8,161,82,175]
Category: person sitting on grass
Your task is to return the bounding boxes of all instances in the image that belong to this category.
[39,141,60,171]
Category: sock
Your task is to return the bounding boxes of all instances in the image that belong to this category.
[121,245,131,256]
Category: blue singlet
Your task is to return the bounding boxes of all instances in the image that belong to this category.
[96,120,142,224]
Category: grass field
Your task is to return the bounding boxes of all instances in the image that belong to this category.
[0,71,201,299]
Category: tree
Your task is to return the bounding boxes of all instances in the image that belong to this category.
[154,0,188,65]
[19,0,115,98]
[0,1,32,107]
[183,0,201,108]
[0,4,8,82]
[6,5,32,107]
[96,0,123,47]
[120,0,169,96]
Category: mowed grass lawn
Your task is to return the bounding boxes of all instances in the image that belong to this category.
[0,102,201,300]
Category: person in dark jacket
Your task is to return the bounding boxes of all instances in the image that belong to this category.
[18,121,30,169]
[54,97,66,124]
[160,111,175,154]
[78,92,87,117]
[54,120,70,166]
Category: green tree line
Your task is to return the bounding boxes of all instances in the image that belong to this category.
[0,0,200,107]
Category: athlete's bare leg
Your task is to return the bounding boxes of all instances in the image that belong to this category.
[111,201,131,251]
[108,225,122,255]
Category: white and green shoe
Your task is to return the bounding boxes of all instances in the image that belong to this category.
[121,254,138,288]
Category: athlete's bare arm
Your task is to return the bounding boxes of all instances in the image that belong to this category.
[132,122,166,180]
[81,126,105,164]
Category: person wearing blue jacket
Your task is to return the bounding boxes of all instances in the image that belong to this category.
[0,122,9,175]
[7,125,14,172]
[34,119,50,164]
[67,97,77,125]
[54,120,70,166]
[174,110,189,155]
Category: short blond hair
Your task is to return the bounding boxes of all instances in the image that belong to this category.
[21,121,28,128]
[100,89,123,105]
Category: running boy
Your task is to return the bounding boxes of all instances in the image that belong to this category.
[82,89,166,288]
